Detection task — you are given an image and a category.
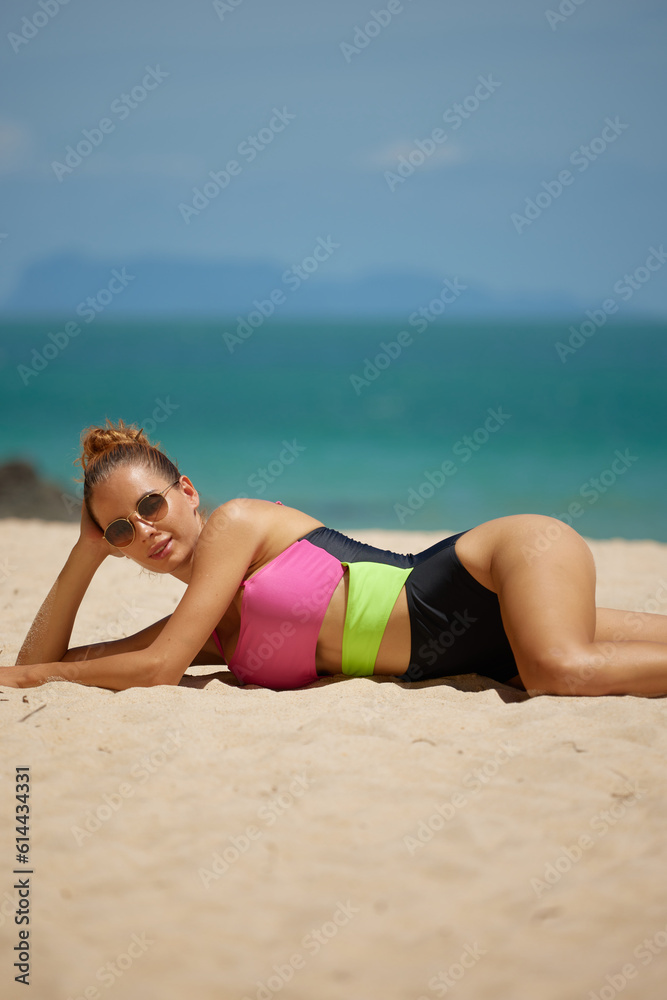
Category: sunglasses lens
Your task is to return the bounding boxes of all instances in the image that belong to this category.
[103,484,175,547]
[137,493,167,521]
[105,520,133,547]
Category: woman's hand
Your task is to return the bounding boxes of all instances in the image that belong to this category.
[76,502,123,560]
[0,666,22,687]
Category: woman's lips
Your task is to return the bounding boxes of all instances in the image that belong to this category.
[150,538,172,559]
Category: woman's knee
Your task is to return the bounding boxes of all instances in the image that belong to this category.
[518,644,602,696]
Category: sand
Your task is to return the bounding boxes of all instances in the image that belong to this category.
[1,519,667,1000]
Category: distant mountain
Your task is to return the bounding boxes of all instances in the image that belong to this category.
[0,250,588,319]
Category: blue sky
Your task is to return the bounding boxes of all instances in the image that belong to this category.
[1,0,666,313]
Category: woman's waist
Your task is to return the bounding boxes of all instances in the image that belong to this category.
[315,567,412,675]
[218,558,414,677]
[220,526,467,680]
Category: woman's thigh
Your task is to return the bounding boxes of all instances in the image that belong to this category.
[456,515,667,645]
[454,514,597,681]
[594,607,667,644]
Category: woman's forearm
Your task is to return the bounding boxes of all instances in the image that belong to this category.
[3,646,161,691]
[15,543,108,666]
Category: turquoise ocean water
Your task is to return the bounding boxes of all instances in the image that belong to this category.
[0,317,665,540]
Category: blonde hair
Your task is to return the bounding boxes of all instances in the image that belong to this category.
[75,418,181,528]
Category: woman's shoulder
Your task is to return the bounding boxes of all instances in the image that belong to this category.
[198,498,276,545]
[205,497,268,522]
[200,498,324,548]
[203,497,296,529]
[188,501,280,590]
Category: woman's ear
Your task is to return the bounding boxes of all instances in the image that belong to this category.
[178,475,200,510]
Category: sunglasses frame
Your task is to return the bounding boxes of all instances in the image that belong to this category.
[102,479,181,548]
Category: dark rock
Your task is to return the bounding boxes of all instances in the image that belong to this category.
[0,459,79,522]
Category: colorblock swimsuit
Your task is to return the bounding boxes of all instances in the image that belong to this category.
[210,524,519,690]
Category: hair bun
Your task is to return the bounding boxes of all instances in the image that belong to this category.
[76,419,153,473]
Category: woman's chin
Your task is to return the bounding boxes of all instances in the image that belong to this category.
[142,540,195,573]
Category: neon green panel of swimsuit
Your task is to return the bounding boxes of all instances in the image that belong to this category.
[340,561,413,676]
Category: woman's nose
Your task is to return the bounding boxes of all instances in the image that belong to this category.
[131,513,157,535]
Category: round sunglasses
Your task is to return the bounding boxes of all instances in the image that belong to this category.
[102,479,180,548]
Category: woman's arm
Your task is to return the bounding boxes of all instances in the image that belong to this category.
[3,500,261,690]
[15,504,112,666]
[4,603,226,691]
[3,648,157,690]
[5,616,223,691]
[61,615,225,666]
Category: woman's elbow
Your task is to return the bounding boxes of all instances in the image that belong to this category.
[146,653,187,687]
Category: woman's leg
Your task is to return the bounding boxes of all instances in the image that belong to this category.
[595,607,667,644]
[455,515,667,696]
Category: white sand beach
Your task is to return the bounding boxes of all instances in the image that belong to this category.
[1,519,667,1000]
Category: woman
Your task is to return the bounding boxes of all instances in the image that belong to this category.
[4,420,667,695]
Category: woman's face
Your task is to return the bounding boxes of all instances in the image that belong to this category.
[90,464,202,574]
